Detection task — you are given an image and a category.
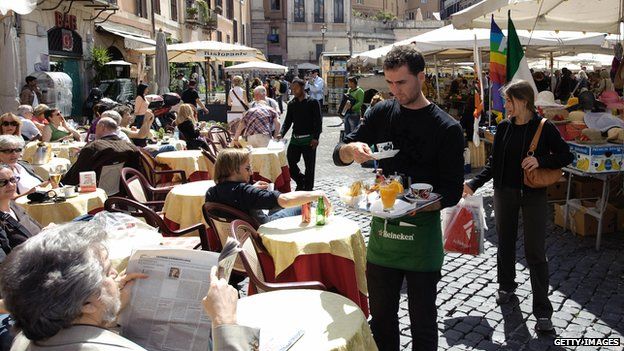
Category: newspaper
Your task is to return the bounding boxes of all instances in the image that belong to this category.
[217,237,242,282]
[120,248,219,351]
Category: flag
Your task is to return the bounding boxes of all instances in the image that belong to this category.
[506,13,538,99]
[490,16,506,123]
[473,35,483,146]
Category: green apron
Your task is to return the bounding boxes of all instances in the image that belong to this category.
[290,135,313,146]
[367,211,444,272]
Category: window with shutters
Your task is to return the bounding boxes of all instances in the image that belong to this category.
[334,0,343,23]
[314,0,324,23]
[170,0,178,21]
[294,0,305,22]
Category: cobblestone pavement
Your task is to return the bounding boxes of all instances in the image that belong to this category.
[277,115,624,351]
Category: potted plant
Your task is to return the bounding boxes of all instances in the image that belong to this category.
[187,7,198,20]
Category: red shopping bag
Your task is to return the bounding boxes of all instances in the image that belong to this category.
[443,196,485,255]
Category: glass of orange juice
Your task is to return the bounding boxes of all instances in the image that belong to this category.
[379,182,399,212]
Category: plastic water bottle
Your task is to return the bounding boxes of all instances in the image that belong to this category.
[173,127,180,140]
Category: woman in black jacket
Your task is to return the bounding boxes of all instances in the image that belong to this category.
[175,104,210,150]
[463,80,573,334]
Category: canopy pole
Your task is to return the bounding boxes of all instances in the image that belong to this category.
[434,55,441,104]
[205,59,210,102]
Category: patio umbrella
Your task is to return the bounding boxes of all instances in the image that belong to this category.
[0,17,21,113]
[136,40,265,63]
[224,61,288,75]
[452,0,623,34]
[0,0,37,15]
[155,30,170,94]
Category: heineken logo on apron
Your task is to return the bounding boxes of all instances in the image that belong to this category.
[377,228,414,241]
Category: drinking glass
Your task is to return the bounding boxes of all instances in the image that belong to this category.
[379,182,398,212]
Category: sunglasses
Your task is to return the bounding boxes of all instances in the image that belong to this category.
[1,121,19,127]
[0,148,22,154]
[0,176,20,187]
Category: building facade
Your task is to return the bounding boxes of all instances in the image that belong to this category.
[7,0,251,117]
[250,0,288,64]
[286,0,351,65]
[440,0,479,19]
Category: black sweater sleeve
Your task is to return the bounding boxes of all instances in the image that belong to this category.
[536,120,574,169]
[438,123,466,208]
[311,100,322,140]
[179,120,200,139]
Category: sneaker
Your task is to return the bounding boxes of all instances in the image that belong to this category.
[535,318,555,334]
[496,290,514,304]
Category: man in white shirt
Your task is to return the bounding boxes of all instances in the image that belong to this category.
[305,70,325,112]
[100,110,132,143]
[250,86,280,112]
[16,105,41,141]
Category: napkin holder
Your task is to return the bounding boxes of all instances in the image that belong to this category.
[79,171,97,193]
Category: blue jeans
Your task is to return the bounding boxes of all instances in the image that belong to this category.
[253,206,301,224]
[149,145,177,157]
[344,111,361,137]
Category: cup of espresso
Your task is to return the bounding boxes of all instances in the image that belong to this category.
[410,183,433,200]
[63,185,76,197]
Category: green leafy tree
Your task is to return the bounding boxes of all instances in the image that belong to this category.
[90,47,113,84]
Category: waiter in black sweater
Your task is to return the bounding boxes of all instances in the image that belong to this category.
[277,78,322,191]
[333,46,464,351]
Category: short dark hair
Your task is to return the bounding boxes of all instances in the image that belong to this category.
[43,108,58,121]
[312,69,319,74]
[383,45,426,76]
[348,76,358,84]
[503,80,536,112]
[25,76,37,84]
[189,80,197,86]
[291,78,305,87]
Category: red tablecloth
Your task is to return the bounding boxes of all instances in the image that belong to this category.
[252,165,291,193]
[254,252,369,317]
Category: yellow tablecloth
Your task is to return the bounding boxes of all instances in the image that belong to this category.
[23,141,85,165]
[32,157,72,180]
[250,147,288,183]
[237,290,377,351]
[144,139,187,152]
[155,150,214,180]
[162,180,215,228]
[15,188,107,226]
[258,215,367,295]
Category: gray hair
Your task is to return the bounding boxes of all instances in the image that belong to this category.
[101,111,122,127]
[0,135,25,150]
[17,105,33,116]
[97,117,118,131]
[0,222,108,341]
[253,86,267,97]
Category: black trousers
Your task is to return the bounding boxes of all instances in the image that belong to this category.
[367,262,441,351]
[286,143,317,191]
[276,95,283,113]
[494,187,553,319]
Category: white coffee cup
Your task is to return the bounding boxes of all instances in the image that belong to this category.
[267,183,275,191]
[63,185,76,197]
[410,183,433,200]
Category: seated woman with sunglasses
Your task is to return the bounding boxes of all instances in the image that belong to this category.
[0,135,46,196]
[0,163,42,262]
[0,113,22,137]
[41,108,81,143]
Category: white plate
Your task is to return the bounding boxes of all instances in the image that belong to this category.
[371,149,400,160]
[369,198,414,218]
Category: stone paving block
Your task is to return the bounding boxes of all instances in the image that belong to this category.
[454,322,474,334]
[443,329,463,342]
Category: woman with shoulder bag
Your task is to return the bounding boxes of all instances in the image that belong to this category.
[463,80,573,334]
[228,76,248,113]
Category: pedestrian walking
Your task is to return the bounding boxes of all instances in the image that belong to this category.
[278,78,322,191]
[464,80,573,335]
[333,45,464,351]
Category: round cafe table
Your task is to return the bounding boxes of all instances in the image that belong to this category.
[15,188,107,226]
[257,215,369,316]
[23,141,85,165]
[143,139,187,152]
[32,157,72,180]
[162,180,220,250]
[155,150,213,182]
[250,147,291,193]
[237,290,377,351]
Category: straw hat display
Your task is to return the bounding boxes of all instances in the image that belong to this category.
[568,111,586,122]
[576,128,608,144]
[542,109,569,124]
[607,127,624,144]
[535,91,563,108]
[598,91,624,110]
